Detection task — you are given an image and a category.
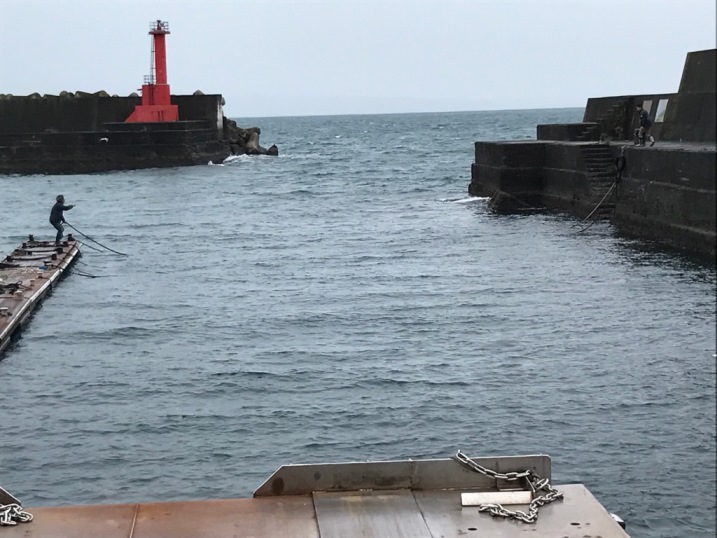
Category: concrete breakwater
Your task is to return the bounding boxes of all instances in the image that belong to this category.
[469,49,716,258]
[0,92,277,175]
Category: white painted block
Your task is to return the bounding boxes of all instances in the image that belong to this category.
[461,491,532,506]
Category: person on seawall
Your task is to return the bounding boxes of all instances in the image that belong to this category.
[634,104,656,147]
[49,194,75,245]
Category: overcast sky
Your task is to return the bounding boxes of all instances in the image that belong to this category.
[1,0,715,117]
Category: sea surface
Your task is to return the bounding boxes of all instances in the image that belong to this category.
[1,109,715,537]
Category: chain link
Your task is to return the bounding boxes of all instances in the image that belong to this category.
[0,503,34,526]
[452,450,564,524]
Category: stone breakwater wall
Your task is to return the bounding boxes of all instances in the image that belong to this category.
[468,141,716,258]
[0,92,224,134]
[469,48,716,258]
[0,92,276,174]
[613,145,715,256]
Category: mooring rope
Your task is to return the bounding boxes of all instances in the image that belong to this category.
[64,222,128,257]
[69,269,107,279]
[77,240,103,254]
[573,182,616,233]
[577,219,599,234]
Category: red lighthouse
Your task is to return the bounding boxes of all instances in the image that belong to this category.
[125,20,179,123]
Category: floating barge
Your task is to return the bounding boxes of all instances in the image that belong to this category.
[0,235,81,356]
[0,454,630,537]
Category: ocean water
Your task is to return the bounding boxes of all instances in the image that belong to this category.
[1,109,715,537]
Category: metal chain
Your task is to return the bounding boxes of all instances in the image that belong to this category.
[0,502,33,526]
[452,451,564,524]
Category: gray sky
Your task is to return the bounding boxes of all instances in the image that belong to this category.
[1,0,715,117]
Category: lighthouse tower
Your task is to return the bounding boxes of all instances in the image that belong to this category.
[125,20,179,123]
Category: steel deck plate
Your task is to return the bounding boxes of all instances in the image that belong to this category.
[132,497,319,538]
[314,489,432,538]
[414,484,630,537]
[1,484,629,538]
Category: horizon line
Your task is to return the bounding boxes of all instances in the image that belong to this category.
[228,105,586,120]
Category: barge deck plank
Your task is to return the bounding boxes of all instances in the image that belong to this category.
[1,484,629,537]
[0,238,81,356]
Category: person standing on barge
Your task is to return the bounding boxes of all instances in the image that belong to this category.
[49,195,75,245]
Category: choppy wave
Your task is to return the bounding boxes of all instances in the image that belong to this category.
[2,109,715,538]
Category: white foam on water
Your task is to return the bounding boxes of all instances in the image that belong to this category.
[456,196,488,203]
[222,155,246,164]
[438,196,489,204]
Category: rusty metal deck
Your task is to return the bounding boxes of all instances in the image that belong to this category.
[1,456,630,537]
[0,236,81,356]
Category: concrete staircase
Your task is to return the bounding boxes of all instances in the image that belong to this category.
[580,145,616,218]
[576,101,627,142]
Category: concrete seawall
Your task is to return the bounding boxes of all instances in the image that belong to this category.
[469,140,715,257]
[0,93,236,174]
[0,94,223,135]
[613,143,715,255]
[0,121,230,175]
[468,49,716,259]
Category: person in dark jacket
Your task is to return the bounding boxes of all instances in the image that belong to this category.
[49,195,75,244]
[634,104,656,146]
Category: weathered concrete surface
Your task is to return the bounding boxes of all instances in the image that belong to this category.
[470,48,716,258]
[537,122,596,142]
[469,141,544,211]
[613,141,716,256]
[469,140,716,258]
[0,94,224,134]
[0,121,231,175]
[470,141,614,215]
[0,93,278,174]
[660,49,716,143]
